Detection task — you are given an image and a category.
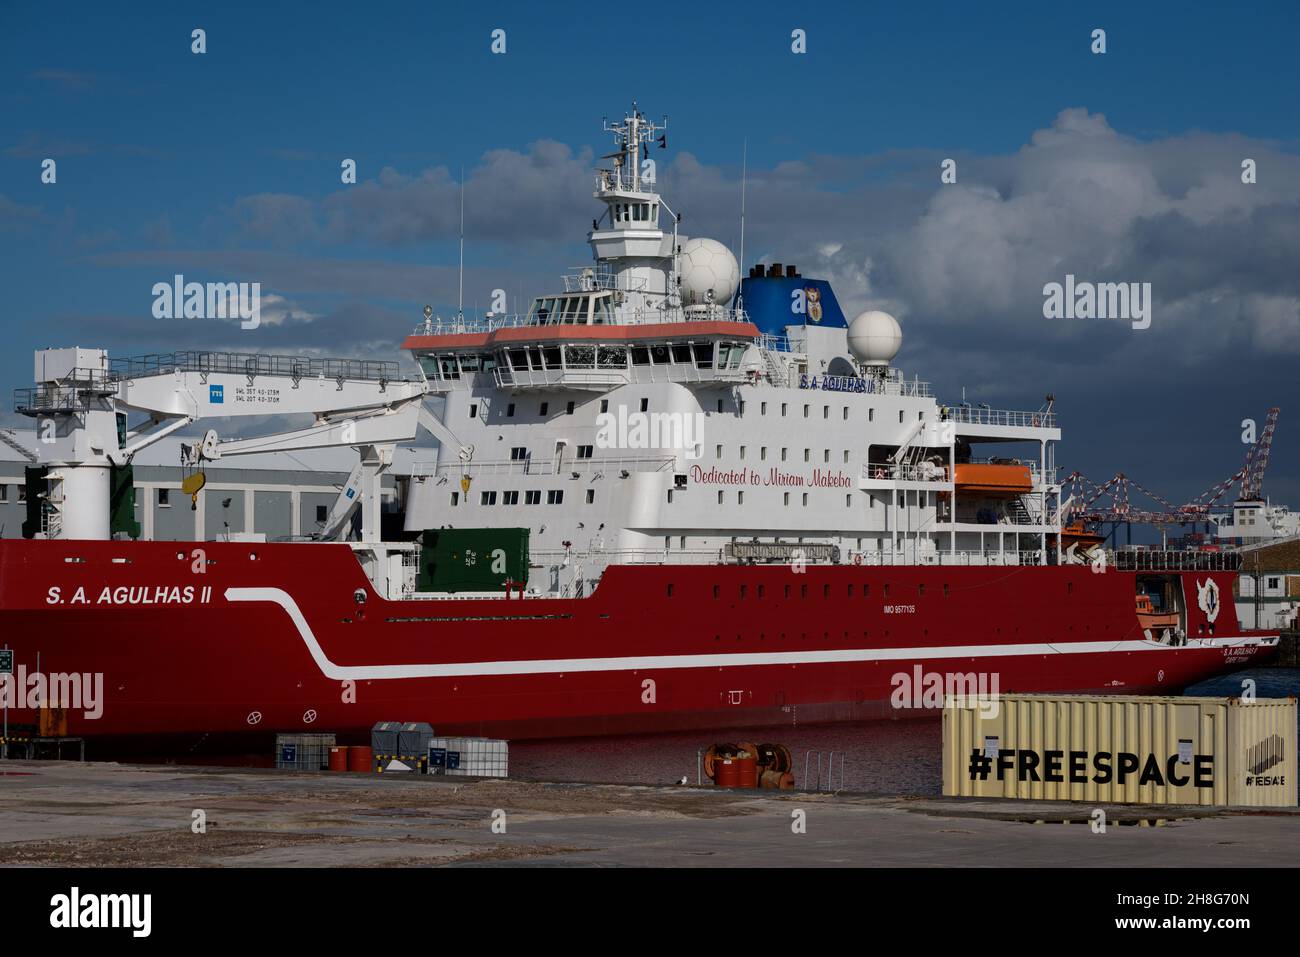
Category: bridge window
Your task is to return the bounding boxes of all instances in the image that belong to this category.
[671,344,693,364]
[631,346,651,365]
[566,345,594,369]
[597,346,627,369]
[693,343,713,368]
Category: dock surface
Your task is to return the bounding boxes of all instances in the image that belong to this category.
[1,762,1297,867]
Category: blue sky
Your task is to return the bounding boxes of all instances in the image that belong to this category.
[2,0,1299,511]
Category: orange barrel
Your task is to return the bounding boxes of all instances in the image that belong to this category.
[714,758,740,787]
[347,745,373,773]
[733,756,759,788]
[328,746,349,772]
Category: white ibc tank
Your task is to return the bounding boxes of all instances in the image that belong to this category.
[678,238,739,307]
[847,310,902,366]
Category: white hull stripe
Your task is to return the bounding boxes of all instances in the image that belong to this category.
[225,587,1277,682]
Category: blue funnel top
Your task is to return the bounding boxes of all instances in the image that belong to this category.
[738,265,848,336]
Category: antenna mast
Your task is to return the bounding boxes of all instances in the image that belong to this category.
[738,139,747,313]
[457,168,465,323]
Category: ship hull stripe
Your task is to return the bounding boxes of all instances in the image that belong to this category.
[225,587,1276,681]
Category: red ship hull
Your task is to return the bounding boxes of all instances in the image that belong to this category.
[0,539,1277,746]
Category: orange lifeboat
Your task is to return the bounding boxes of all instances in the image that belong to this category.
[1060,522,1105,549]
[1136,594,1179,635]
[952,463,1032,495]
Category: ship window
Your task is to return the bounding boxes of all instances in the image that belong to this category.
[869,408,875,422]
[781,448,787,461]
[460,355,480,372]
[760,447,767,461]
[845,494,851,506]
[594,296,613,322]
[802,493,809,506]
[740,446,746,460]
[510,446,527,460]
[440,356,461,379]
[566,401,575,414]
[784,493,790,505]
[650,344,669,364]
[600,399,609,413]
[717,491,723,504]
[547,490,563,505]
[824,450,830,463]
[315,504,327,522]
[804,449,810,462]
[539,402,549,416]
[480,491,497,505]
[843,451,849,463]
[0,485,6,503]
[899,410,905,423]
[503,491,519,505]
[597,346,627,368]
[469,404,478,418]
[566,345,594,369]
[803,404,810,418]
[667,490,673,503]
[450,492,459,506]
[577,445,594,458]
[739,400,746,414]
[158,488,170,507]
[640,398,649,412]
[671,344,693,364]
[761,402,767,415]
[585,489,595,504]
[738,491,745,504]
[781,403,788,416]
[823,405,829,419]
[507,403,516,417]
[528,347,543,369]
[525,490,541,505]
[717,399,724,413]
[631,346,651,365]
[843,407,849,420]
[693,343,713,368]
[716,444,723,458]
[508,348,529,369]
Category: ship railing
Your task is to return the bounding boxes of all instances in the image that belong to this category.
[1112,549,1242,572]
[756,334,797,354]
[527,547,1045,571]
[411,314,532,337]
[946,405,1057,429]
[862,462,951,483]
[410,454,676,479]
[593,170,660,195]
[106,351,407,384]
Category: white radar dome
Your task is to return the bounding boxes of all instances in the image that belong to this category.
[847,310,902,365]
[678,238,740,307]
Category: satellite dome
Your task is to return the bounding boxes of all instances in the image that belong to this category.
[678,238,740,307]
[847,310,902,365]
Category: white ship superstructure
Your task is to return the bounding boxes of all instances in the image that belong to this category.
[401,105,1065,594]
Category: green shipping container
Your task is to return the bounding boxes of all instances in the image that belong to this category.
[418,527,529,593]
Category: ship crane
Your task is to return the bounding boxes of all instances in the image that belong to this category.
[13,347,470,543]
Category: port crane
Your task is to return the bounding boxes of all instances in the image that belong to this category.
[1062,407,1281,539]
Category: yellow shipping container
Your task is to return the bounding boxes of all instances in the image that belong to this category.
[942,694,1297,807]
